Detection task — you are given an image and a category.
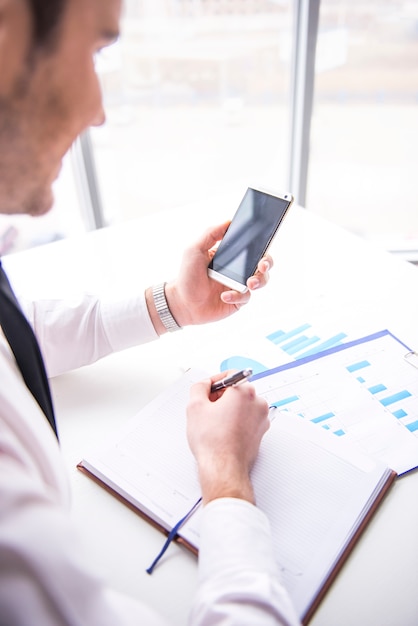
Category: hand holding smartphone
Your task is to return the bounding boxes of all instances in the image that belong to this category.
[208,186,293,292]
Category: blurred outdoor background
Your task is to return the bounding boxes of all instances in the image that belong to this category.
[1,0,417,259]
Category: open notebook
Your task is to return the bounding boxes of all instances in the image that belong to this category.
[78,366,395,623]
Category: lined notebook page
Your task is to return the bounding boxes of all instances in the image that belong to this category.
[80,368,393,620]
[250,413,391,617]
[81,370,207,532]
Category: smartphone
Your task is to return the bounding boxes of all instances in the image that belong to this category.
[208,186,293,292]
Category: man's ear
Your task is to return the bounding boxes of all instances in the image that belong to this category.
[0,0,33,96]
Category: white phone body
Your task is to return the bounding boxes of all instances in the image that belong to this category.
[208,186,294,292]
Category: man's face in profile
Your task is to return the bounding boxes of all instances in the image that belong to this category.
[0,0,121,217]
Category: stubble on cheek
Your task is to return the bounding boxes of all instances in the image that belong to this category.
[0,91,57,216]
[0,120,54,217]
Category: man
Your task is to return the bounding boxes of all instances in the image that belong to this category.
[0,1,300,624]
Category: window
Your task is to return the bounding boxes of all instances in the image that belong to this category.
[3,0,417,260]
[90,0,293,223]
[307,0,418,257]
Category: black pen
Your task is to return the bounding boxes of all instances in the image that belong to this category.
[210,368,253,393]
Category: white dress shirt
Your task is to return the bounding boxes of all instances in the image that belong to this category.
[0,288,300,626]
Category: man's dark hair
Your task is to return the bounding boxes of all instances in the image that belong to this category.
[27,0,67,49]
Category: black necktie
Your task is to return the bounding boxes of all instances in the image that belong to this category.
[0,260,58,438]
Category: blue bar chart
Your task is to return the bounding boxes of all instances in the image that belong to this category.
[220,321,350,374]
[219,324,418,470]
[264,331,418,441]
[345,356,418,435]
[266,323,348,360]
[268,391,348,438]
[253,330,418,474]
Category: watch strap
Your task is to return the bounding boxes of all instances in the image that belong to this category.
[152,283,182,332]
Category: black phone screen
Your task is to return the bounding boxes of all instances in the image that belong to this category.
[209,188,291,284]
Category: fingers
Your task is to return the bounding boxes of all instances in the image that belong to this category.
[219,253,273,304]
[187,377,270,500]
[193,221,231,255]
[248,254,273,289]
[188,371,240,403]
[177,223,274,322]
[188,377,213,405]
[188,375,269,433]
[220,289,251,306]
[259,253,274,273]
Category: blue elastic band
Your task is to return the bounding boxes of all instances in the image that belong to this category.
[146,497,202,574]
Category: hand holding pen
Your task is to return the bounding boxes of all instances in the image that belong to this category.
[210,368,253,393]
[187,366,269,506]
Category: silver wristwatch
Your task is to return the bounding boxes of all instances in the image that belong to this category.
[152,282,182,332]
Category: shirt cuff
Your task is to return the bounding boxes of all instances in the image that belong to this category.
[101,291,159,352]
[197,497,280,581]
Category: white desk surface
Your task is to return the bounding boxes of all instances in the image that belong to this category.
[4,193,418,626]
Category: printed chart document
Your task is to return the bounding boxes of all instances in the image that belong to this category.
[79,336,398,623]
[252,329,418,475]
